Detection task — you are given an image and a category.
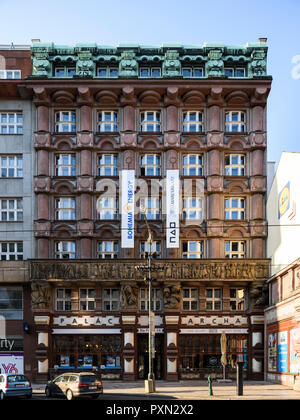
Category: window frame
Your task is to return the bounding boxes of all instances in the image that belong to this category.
[182,154,203,176]
[182,111,204,133]
[225,154,246,176]
[0,155,23,178]
[182,197,203,221]
[225,197,246,220]
[96,196,118,220]
[140,288,162,311]
[0,112,23,134]
[182,288,198,311]
[0,198,23,222]
[97,67,119,78]
[0,70,21,79]
[97,241,118,259]
[97,111,118,133]
[140,111,161,133]
[224,67,246,78]
[229,288,245,311]
[182,241,204,259]
[54,67,76,78]
[206,288,222,311]
[225,111,246,133]
[55,197,76,221]
[56,288,72,311]
[79,288,96,311]
[140,240,161,258]
[97,153,118,176]
[54,111,76,133]
[103,288,120,311]
[140,154,161,177]
[182,67,204,78]
[225,240,246,259]
[55,241,76,259]
[55,154,76,177]
[0,242,23,261]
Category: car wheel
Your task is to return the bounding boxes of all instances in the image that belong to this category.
[0,391,5,400]
[66,389,73,401]
[45,387,52,398]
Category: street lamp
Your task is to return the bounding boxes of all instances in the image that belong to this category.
[135,207,164,393]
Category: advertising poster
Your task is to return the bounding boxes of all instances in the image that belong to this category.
[290,327,300,374]
[268,333,277,372]
[278,181,290,219]
[120,170,135,248]
[0,353,24,375]
[166,170,179,248]
[278,331,288,373]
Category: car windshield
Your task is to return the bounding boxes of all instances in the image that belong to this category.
[7,375,28,383]
[79,375,97,383]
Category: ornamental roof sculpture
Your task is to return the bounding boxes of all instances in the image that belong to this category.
[30,40,269,79]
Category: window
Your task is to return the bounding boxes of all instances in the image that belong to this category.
[55,241,76,259]
[183,197,203,221]
[79,289,95,311]
[0,199,23,221]
[55,198,76,220]
[0,242,23,260]
[225,198,245,220]
[140,154,161,176]
[225,154,245,176]
[140,288,162,311]
[183,111,203,132]
[97,196,118,220]
[0,113,23,134]
[225,241,246,258]
[55,154,76,176]
[140,197,160,220]
[182,67,204,78]
[225,111,246,132]
[0,155,23,178]
[97,241,118,259]
[140,67,161,78]
[182,288,198,310]
[97,111,118,132]
[140,111,161,132]
[97,154,118,176]
[56,288,72,311]
[97,67,119,78]
[54,67,76,78]
[103,288,120,311]
[206,288,222,311]
[182,241,203,258]
[225,68,246,78]
[55,111,76,133]
[0,287,23,319]
[183,154,203,176]
[140,241,161,258]
[229,288,245,311]
[0,70,21,79]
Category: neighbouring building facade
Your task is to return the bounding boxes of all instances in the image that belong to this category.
[1,39,272,383]
[0,44,34,377]
[266,152,300,389]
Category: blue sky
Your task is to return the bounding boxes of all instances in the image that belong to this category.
[2,0,300,166]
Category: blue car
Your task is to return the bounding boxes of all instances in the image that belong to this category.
[0,374,32,399]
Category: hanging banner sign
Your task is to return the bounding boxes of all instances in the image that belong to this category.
[166,170,179,248]
[121,170,135,248]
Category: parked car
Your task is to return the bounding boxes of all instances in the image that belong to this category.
[0,374,32,399]
[45,372,103,400]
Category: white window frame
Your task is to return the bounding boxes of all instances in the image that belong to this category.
[55,197,76,220]
[225,154,245,176]
[0,199,23,221]
[225,241,246,258]
[182,67,204,78]
[56,288,72,311]
[206,288,222,311]
[0,113,23,134]
[0,155,23,178]
[182,154,203,176]
[229,288,245,311]
[140,240,161,258]
[55,241,76,259]
[0,242,23,261]
[225,67,246,78]
[97,241,118,259]
[183,111,203,132]
[97,67,119,78]
[140,67,161,78]
[79,288,96,311]
[97,154,118,176]
[103,288,120,311]
[182,241,204,259]
[182,288,198,311]
[140,288,162,311]
[140,197,161,220]
[140,154,161,176]
[183,197,203,221]
[97,111,118,132]
[225,111,246,133]
[0,70,21,79]
[55,154,76,177]
[225,197,245,220]
[54,67,76,78]
[140,111,161,132]
[97,196,118,220]
[55,111,76,133]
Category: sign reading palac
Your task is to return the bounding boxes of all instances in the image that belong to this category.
[30,260,269,281]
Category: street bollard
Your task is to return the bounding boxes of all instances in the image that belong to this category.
[208,375,213,396]
[236,362,243,396]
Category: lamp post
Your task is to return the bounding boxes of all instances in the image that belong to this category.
[135,208,164,393]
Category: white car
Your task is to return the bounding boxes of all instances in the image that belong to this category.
[0,374,32,399]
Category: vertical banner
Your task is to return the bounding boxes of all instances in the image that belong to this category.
[166,170,179,248]
[121,170,135,248]
[278,331,288,373]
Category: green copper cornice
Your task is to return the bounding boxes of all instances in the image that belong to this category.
[30,41,269,78]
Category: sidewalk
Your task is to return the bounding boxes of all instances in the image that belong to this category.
[31,380,300,400]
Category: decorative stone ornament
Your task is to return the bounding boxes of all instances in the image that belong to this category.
[162,50,181,77]
[250,49,267,77]
[76,51,94,77]
[206,49,224,77]
[119,51,138,77]
[32,52,51,77]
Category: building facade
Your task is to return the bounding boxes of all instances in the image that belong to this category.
[1,39,272,382]
[0,45,34,376]
[265,152,300,389]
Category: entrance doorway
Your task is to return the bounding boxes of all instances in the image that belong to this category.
[138,334,164,380]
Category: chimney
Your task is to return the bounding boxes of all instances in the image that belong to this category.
[258,38,267,43]
[31,39,41,43]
